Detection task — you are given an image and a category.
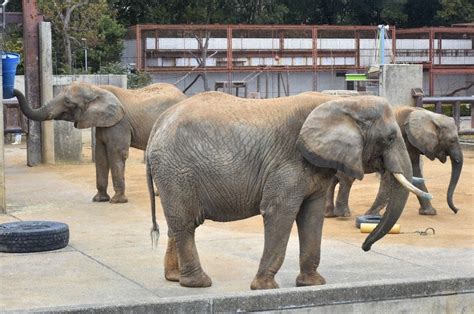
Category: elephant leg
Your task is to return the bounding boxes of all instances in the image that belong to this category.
[365,172,390,215]
[295,193,326,287]
[413,157,436,215]
[107,142,129,204]
[173,227,211,288]
[164,234,180,282]
[324,176,338,217]
[92,141,110,202]
[251,182,302,290]
[334,174,354,217]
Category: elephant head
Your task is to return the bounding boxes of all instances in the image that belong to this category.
[405,109,463,213]
[14,82,125,129]
[298,96,421,251]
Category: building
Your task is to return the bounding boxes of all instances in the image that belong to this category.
[122,24,474,98]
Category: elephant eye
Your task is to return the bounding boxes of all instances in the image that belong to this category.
[386,133,396,145]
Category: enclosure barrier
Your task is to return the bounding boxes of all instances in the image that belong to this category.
[414,95,474,135]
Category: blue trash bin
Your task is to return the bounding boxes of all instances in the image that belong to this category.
[1,52,20,99]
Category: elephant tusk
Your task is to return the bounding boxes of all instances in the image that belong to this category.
[412,176,425,184]
[393,173,432,200]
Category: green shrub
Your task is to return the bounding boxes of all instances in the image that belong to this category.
[423,103,471,117]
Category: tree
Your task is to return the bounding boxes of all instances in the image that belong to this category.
[38,0,110,73]
[79,14,126,72]
[436,0,474,26]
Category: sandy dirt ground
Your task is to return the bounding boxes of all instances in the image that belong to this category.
[3,140,474,249]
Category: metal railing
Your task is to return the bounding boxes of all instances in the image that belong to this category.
[414,95,474,135]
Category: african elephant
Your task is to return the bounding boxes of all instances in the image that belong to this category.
[146,92,429,290]
[325,106,463,217]
[15,82,186,203]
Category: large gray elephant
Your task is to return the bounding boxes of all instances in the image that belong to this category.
[146,92,429,290]
[325,106,463,217]
[15,82,186,203]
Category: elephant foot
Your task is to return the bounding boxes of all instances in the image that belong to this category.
[250,275,279,290]
[165,269,180,282]
[325,206,350,218]
[110,193,128,203]
[419,206,437,215]
[334,205,351,217]
[296,272,326,287]
[324,205,337,218]
[179,272,212,288]
[92,192,110,202]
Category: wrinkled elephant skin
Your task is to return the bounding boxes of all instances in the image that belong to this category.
[146,92,413,289]
[15,82,186,203]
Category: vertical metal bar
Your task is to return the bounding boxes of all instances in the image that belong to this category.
[23,0,42,166]
[438,33,442,65]
[136,25,142,70]
[453,101,461,131]
[355,30,360,68]
[227,25,233,94]
[429,29,434,96]
[312,27,318,91]
[391,26,396,63]
[277,72,281,97]
[286,70,289,96]
[471,103,474,129]
[265,70,269,98]
[435,101,442,114]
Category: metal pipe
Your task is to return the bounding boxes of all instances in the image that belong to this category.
[1,0,10,29]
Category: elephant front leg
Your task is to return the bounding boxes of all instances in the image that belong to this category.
[365,172,390,215]
[108,146,129,204]
[333,174,354,217]
[413,158,436,215]
[324,176,338,217]
[92,141,110,202]
[295,194,326,287]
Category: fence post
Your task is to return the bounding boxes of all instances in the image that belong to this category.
[453,101,461,131]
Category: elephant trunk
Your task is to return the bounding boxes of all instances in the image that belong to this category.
[14,89,51,121]
[362,142,412,251]
[447,142,463,214]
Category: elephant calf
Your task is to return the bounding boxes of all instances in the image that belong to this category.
[146,92,428,290]
[16,82,186,203]
[325,106,463,217]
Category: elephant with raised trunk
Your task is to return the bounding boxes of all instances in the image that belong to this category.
[146,92,429,290]
[325,106,463,217]
[15,82,186,203]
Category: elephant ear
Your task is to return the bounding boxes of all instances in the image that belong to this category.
[405,109,439,160]
[297,99,365,180]
[76,88,125,129]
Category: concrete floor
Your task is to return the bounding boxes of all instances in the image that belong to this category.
[0,142,473,312]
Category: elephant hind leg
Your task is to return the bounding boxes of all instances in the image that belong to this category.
[164,236,180,282]
[160,190,211,288]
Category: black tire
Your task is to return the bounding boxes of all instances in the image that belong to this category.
[0,221,69,253]
[355,215,382,229]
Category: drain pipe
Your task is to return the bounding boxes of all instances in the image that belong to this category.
[1,0,10,29]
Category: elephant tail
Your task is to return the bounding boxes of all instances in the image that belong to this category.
[147,155,159,248]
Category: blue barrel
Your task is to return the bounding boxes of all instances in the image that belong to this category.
[2,52,20,99]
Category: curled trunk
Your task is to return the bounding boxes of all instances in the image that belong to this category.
[447,143,463,214]
[14,89,50,121]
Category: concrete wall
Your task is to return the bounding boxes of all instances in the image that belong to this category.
[379,64,423,106]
